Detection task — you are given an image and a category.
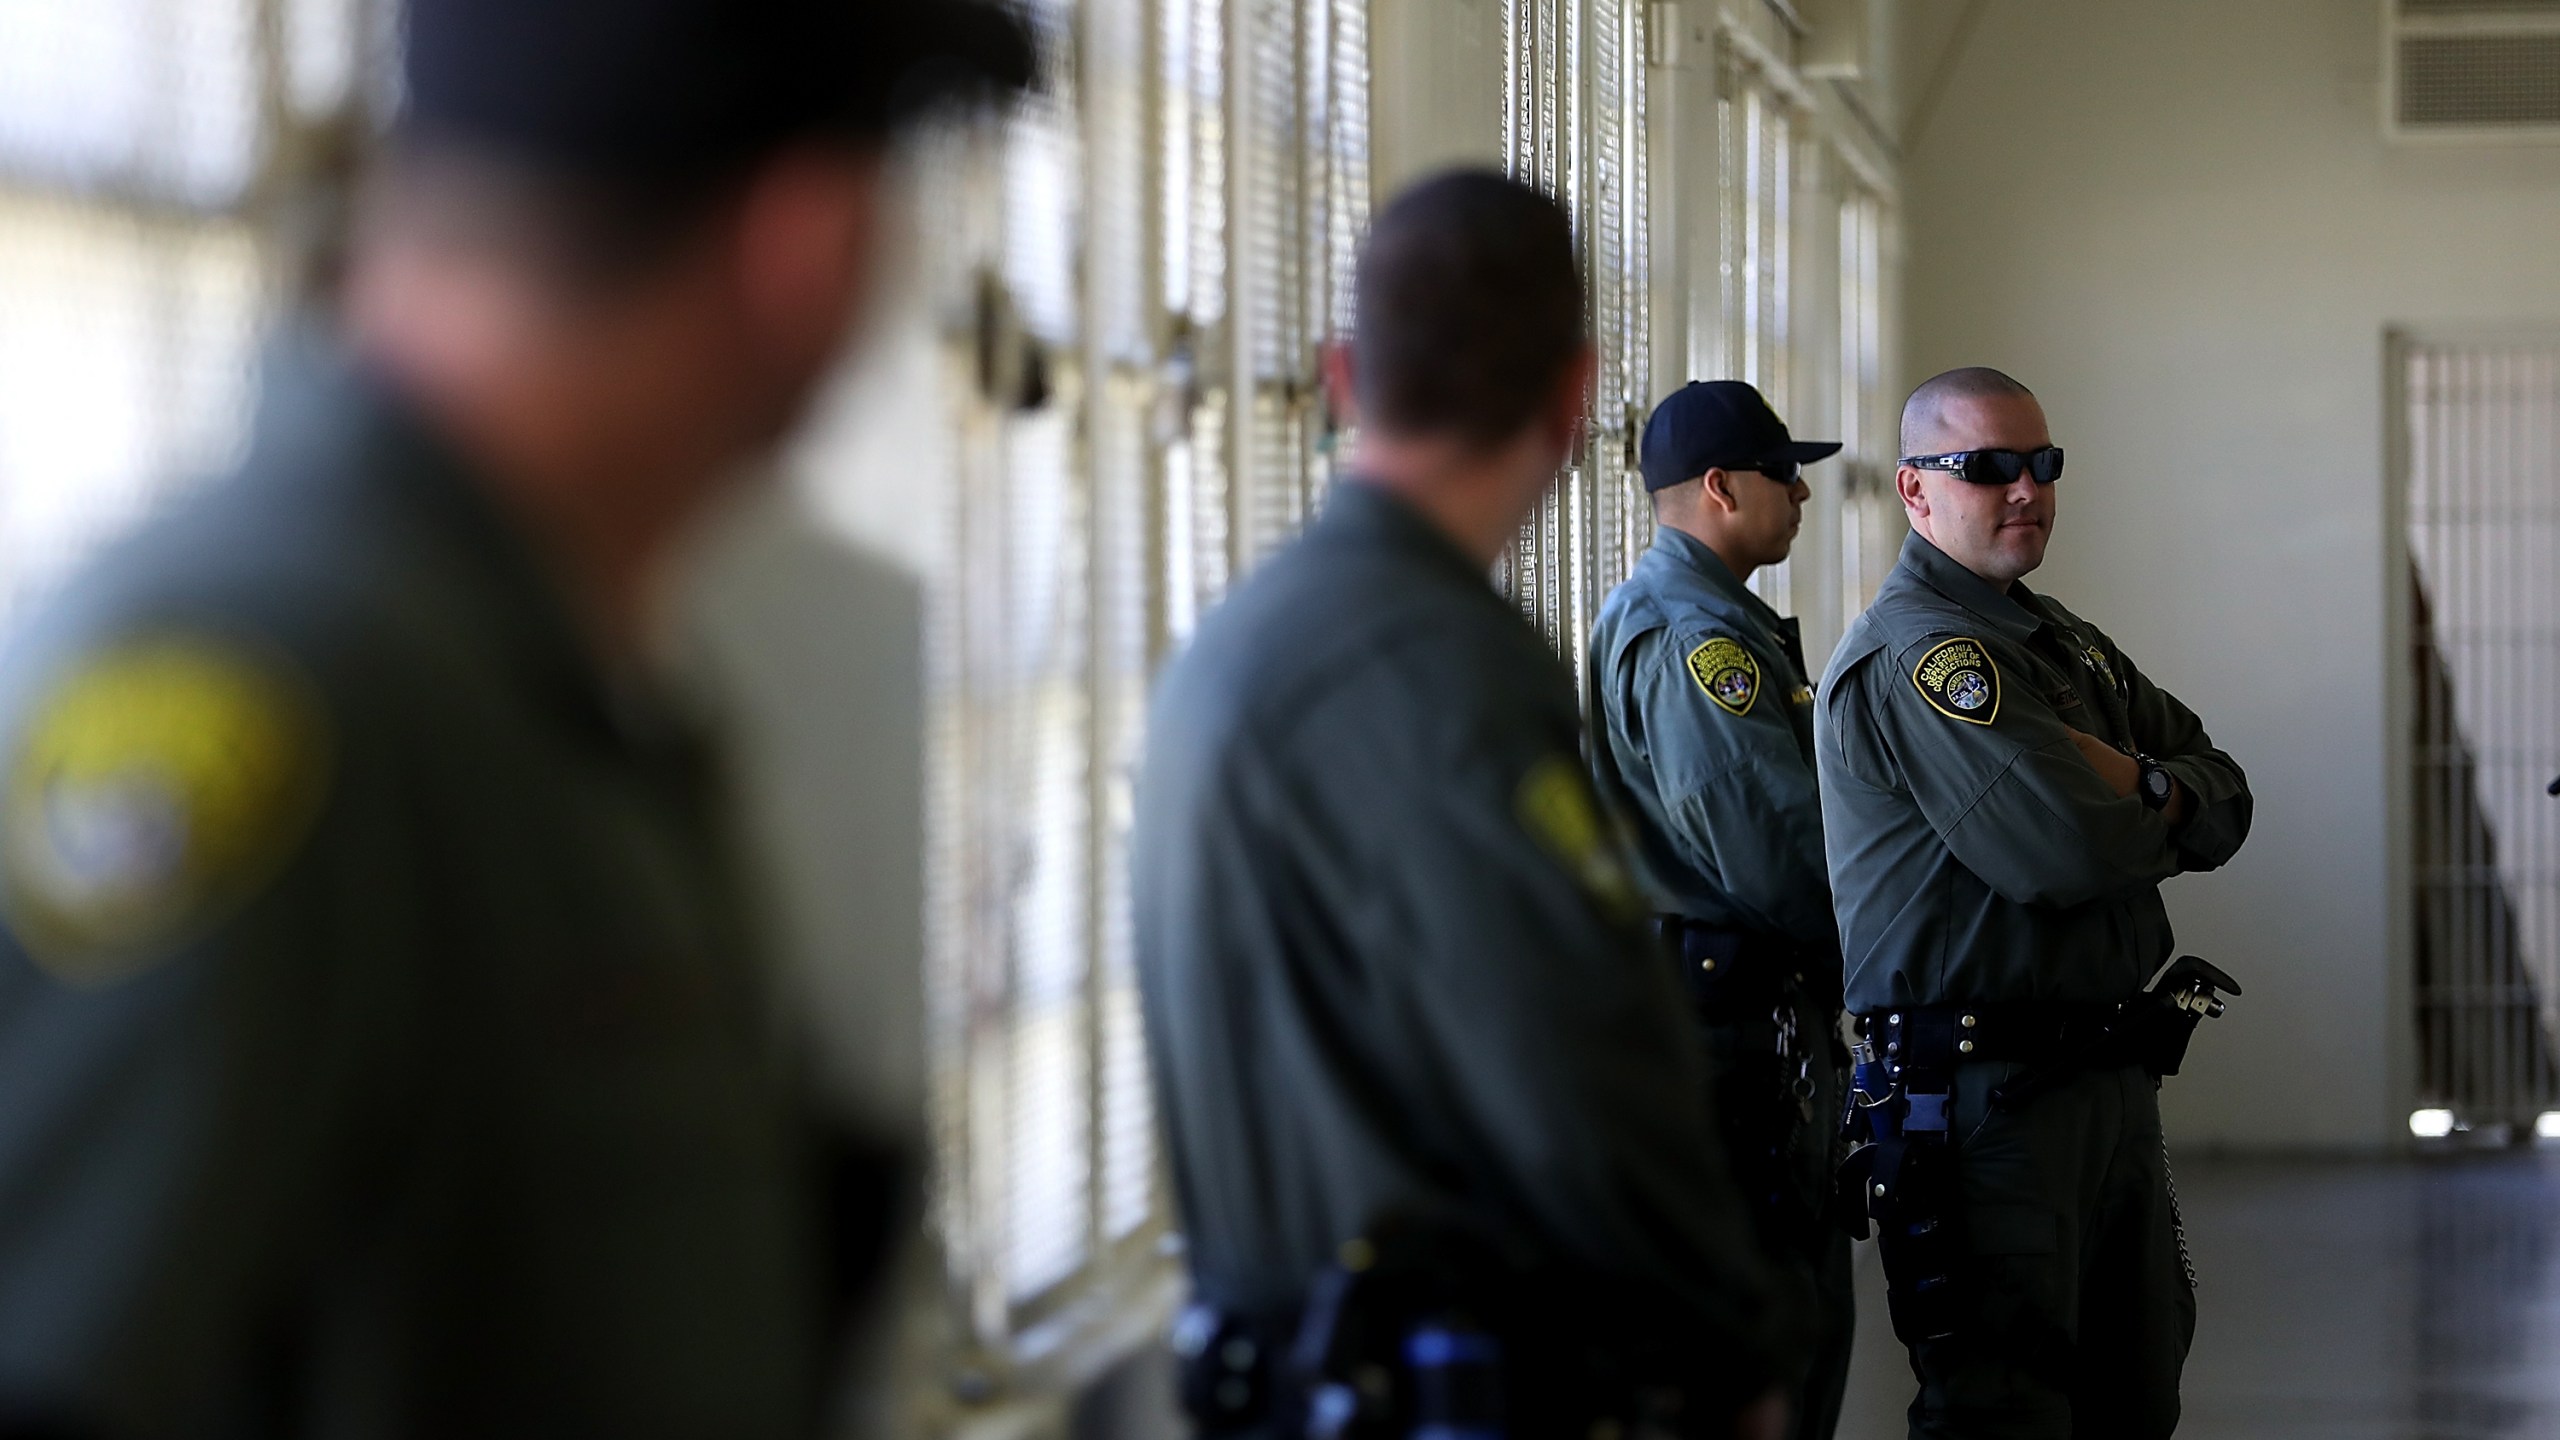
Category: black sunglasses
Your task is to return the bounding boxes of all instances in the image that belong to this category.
[1718,459,1803,486]
[1901,446,2066,486]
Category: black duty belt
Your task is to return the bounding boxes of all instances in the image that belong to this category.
[1840,961,2243,1346]
[1854,958,2244,1115]
[1855,1001,2125,1082]
[1173,1245,1748,1440]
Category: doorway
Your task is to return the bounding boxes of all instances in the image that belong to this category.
[2398,332,2560,1142]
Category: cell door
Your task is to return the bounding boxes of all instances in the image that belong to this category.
[2399,332,2560,1143]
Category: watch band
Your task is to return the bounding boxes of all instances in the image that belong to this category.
[2135,754,2174,811]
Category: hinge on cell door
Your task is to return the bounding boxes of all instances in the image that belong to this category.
[1306,340,1346,457]
[1151,315,1203,449]
[1624,402,1645,470]
[973,267,1052,413]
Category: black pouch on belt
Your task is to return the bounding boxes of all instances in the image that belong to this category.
[2111,955,2243,1078]
[1656,919,1786,1017]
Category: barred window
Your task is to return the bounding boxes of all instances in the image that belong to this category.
[919,0,1374,1352]
[1498,0,1655,690]
[0,1,368,627]
[1718,45,1797,615]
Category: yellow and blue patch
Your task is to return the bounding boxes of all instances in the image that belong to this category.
[1912,637,2001,726]
[1685,636,1761,717]
[0,638,329,984]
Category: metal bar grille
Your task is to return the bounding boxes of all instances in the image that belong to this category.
[1705,45,1803,617]
[1835,185,1896,623]
[1082,0,1160,1257]
[991,0,1097,1310]
[1740,84,1794,613]
[0,0,381,630]
[2403,333,2560,1138]
[1235,0,1307,564]
[931,0,1376,1340]
[1163,0,1229,639]
[1502,0,1571,654]
[1499,0,1651,690]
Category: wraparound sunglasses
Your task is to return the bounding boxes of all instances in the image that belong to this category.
[1900,446,2065,486]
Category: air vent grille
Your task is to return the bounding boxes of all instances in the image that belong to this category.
[2401,0,2560,15]
[2389,0,2560,140]
[2398,31,2560,128]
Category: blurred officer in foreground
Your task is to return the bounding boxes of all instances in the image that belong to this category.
[0,1,1026,1435]
[1133,171,1799,1440]
[1587,380,1853,1440]
[1818,368,2252,1439]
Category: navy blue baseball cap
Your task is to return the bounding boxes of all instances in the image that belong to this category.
[401,0,1037,178]
[1638,380,1841,492]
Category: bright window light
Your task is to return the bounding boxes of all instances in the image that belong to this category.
[2536,1112,2560,1141]
[2410,1108,2458,1139]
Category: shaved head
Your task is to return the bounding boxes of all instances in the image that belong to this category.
[1893,366,2055,586]
[1901,366,2036,458]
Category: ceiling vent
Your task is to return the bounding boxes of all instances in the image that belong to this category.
[2388,0,2560,140]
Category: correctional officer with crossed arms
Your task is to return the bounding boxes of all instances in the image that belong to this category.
[1816,367,2253,1440]
[1587,380,1856,1440]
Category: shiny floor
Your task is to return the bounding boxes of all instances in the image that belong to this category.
[1836,1152,2560,1439]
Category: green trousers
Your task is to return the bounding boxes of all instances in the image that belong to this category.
[1703,995,1855,1440]
[1896,1061,2196,1440]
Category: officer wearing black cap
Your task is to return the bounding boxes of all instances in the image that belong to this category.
[0,2,1026,1435]
[1586,380,1853,1440]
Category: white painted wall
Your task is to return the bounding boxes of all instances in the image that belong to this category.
[1894,0,2560,1151]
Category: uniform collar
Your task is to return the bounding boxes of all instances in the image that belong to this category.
[254,329,685,753]
[1321,479,1501,593]
[1896,530,2050,642]
[1641,524,1786,634]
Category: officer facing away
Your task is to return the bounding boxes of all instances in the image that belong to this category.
[1134,172,1799,1440]
[1586,380,1855,1440]
[0,1,1025,1435]
[1816,367,2253,1440]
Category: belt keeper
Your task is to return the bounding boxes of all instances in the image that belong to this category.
[1903,1091,1950,1133]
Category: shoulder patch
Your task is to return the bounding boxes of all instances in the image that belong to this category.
[1684,636,1761,717]
[1,638,330,985]
[1514,756,1643,921]
[1911,637,2002,726]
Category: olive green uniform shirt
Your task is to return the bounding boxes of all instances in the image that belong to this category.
[1587,525,1834,951]
[1816,532,2252,1013]
[1133,482,1794,1397]
[0,340,834,1438]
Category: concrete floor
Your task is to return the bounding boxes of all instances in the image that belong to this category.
[1835,1152,2560,1439]
[1081,1153,2560,1439]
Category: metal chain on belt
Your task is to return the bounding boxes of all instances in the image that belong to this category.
[2162,1131,2196,1291]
